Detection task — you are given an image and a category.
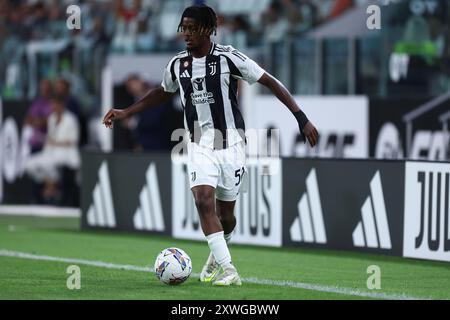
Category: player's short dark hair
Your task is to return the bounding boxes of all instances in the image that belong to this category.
[177,5,217,36]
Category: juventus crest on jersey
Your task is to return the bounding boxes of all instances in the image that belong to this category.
[161,43,265,150]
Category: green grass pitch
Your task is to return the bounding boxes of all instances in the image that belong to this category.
[0,215,448,300]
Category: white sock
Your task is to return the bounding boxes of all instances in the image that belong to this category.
[206,231,233,270]
[224,232,232,244]
[208,233,232,265]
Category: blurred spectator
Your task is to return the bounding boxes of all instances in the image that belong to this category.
[112,73,182,151]
[329,0,354,19]
[226,15,249,49]
[308,0,340,24]
[24,78,53,153]
[298,0,319,31]
[135,19,157,52]
[427,13,449,62]
[89,16,112,47]
[429,19,442,50]
[403,14,431,44]
[1,0,449,136]
[281,0,302,35]
[54,77,87,146]
[25,1,49,40]
[124,75,170,151]
[213,14,231,45]
[47,0,68,39]
[261,0,289,43]
[112,74,140,150]
[25,96,80,204]
[54,78,81,118]
[115,0,141,21]
[395,13,439,64]
[112,0,141,53]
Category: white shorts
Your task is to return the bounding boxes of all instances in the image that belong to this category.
[187,141,246,202]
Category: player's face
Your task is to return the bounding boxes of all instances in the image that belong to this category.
[180,17,207,51]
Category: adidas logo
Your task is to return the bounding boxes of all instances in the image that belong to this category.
[133,163,165,231]
[352,171,392,249]
[180,70,191,78]
[87,162,116,228]
[290,169,327,244]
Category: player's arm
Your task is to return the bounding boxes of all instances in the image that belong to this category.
[102,86,175,129]
[257,72,319,147]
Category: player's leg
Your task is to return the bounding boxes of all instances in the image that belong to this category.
[211,193,241,286]
[187,142,237,284]
[215,140,245,239]
[199,199,236,282]
[191,185,222,235]
[187,142,222,235]
[192,185,238,285]
[209,142,246,286]
[216,199,236,238]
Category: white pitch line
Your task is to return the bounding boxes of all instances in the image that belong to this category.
[0,249,429,300]
[0,205,80,218]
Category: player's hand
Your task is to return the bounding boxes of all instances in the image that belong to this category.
[302,121,319,147]
[102,108,128,129]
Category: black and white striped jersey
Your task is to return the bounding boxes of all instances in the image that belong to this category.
[161,42,265,149]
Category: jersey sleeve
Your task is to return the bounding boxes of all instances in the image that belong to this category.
[161,57,179,93]
[226,46,265,84]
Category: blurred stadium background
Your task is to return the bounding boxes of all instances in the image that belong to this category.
[1,0,450,300]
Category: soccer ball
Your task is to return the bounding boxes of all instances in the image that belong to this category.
[154,247,192,285]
